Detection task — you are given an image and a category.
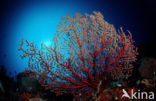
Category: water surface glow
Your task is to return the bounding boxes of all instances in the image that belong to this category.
[1,1,96,74]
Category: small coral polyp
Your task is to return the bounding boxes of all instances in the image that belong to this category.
[19,12,138,100]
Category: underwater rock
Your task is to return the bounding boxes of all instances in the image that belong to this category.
[17,72,40,94]
[0,81,5,93]
[139,57,156,79]
[29,97,47,101]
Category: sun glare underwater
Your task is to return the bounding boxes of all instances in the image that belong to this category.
[1,1,106,75]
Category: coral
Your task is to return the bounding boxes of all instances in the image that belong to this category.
[19,12,138,100]
[21,92,31,101]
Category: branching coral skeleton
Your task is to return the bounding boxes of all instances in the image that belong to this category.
[19,12,138,100]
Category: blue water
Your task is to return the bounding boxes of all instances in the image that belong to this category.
[1,1,113,75]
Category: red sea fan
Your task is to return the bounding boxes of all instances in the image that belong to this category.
[19,12,138,100]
